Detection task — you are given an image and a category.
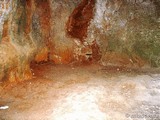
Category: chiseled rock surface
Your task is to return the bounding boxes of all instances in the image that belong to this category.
[0,0,49,83]
[0,0,160,83]
[0,0,12,40]
[49,0,81,64]
[87,0,160,67]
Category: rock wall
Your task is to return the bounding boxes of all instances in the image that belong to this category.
[49,0,81,64]
[0,0,52,83]
[0,0,160,84]
[86,0,160,67]
[0,0,12,40]
[0,0,86,84]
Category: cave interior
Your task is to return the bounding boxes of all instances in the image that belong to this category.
[0,0,160,119]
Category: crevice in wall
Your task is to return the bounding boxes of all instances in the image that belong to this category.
[66,0,95,43]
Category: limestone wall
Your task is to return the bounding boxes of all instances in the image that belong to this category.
[0,0,160,84]
[86,0,160,67]
[0,0,12,40]
[0,0,83,84]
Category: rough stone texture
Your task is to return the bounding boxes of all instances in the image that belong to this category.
[0,0,12,40]
[0,0,160,83]
[49,0,81,64]
[0,0,94,83]
[0,0,50,83]
[86,0,160,68]
[66,0,95,42]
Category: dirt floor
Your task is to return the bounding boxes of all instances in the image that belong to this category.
[0,63,160,120]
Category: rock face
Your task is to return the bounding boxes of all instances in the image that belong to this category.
[0,0,50,83]
[87,0,160,68]
[0,0,160,83]
[0,0,12,41]
[49,0,81,64]
[66,0,95,42]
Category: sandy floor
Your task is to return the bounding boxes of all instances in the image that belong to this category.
[0,63,160,120]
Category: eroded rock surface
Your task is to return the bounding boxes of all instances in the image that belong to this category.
[0,0,160,83]
[86,0,160,68]
[66,0,95,42]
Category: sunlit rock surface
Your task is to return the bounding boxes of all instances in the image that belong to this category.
[0,0,160,83]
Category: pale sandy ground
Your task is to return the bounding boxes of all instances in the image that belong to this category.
[0,63,160,120]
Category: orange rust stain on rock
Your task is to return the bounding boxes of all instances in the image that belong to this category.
[79,41,102,63]
[1,20,10,42]
[91,40,102,62]
[66,0,95,42]
[50,48,74,64]
[34,0,53,62]
[8,65,32,83]
[37,1,51,32]
[35,47,49,63]
[25,0,32,34]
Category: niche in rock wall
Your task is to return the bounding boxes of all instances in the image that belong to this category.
[66,0,95,42]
